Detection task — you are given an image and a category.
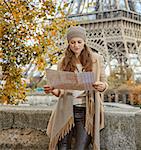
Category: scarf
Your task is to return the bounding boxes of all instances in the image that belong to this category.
[47,52,108,150]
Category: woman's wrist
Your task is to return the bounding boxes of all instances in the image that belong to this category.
[93,81,107,92]
[99,82,106,92]
[51,89,60,97]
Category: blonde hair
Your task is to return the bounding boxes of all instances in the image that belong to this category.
[61,44,93,72]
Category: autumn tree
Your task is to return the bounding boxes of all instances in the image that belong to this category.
[0,0,74,104]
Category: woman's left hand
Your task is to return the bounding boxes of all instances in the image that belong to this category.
[92,81,106,92]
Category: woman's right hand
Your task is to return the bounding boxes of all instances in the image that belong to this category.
[44,85,54,94]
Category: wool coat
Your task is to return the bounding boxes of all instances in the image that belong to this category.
[47,51,108,150]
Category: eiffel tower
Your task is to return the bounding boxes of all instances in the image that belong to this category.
[67,0,141,80]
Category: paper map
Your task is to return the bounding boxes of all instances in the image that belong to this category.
[46,69,95,90]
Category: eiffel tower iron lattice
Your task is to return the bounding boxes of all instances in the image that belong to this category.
[58,0,141,80]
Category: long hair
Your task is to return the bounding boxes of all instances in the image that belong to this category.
[61,44,93,72]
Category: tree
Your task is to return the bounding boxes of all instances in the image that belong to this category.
[107,64,134,90]
[0,0,74,104]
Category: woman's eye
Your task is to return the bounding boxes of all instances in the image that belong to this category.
[70,41,82,44]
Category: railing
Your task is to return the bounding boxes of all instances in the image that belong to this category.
[104,89,141,106]
[68,9,141,23]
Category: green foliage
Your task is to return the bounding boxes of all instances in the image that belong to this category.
[0,0,75,104]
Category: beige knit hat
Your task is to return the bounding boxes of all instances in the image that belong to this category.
[67,26,86,41]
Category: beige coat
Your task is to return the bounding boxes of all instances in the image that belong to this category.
[47,52,108,150]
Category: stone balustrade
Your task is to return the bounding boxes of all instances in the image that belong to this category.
[104,90,141,106]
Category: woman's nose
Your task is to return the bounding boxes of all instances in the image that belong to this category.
[74,43,79,47]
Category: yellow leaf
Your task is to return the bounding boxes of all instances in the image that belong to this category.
[1,95,9,104]
[0,26,4,38]
[51,30,56,36]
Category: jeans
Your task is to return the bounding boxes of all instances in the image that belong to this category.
[58,106,91,150]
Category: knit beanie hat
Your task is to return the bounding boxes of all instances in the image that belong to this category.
[67,26,86,41]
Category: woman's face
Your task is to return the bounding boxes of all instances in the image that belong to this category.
[69,37,85,57]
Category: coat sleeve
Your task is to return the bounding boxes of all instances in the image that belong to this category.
[99,55,108,92]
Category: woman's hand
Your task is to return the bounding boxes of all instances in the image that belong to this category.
[44,85,54,94]
[44,85,60,97]
[92,81,106,92]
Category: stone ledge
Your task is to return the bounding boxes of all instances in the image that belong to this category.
[135,111,141,150]
[101,103,141,150]
[0,105,52,131]
[0,103,140,150]
[0,128,49,150]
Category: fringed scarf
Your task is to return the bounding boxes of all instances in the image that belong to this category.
[47,52,108,150]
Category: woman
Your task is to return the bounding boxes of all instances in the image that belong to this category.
[44,26,108,150]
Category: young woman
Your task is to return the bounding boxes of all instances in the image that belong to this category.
[44,26,108,150]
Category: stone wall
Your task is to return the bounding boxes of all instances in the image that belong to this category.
[101,103,141,150]
[0,105,52,150]
[0,103,140,150]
